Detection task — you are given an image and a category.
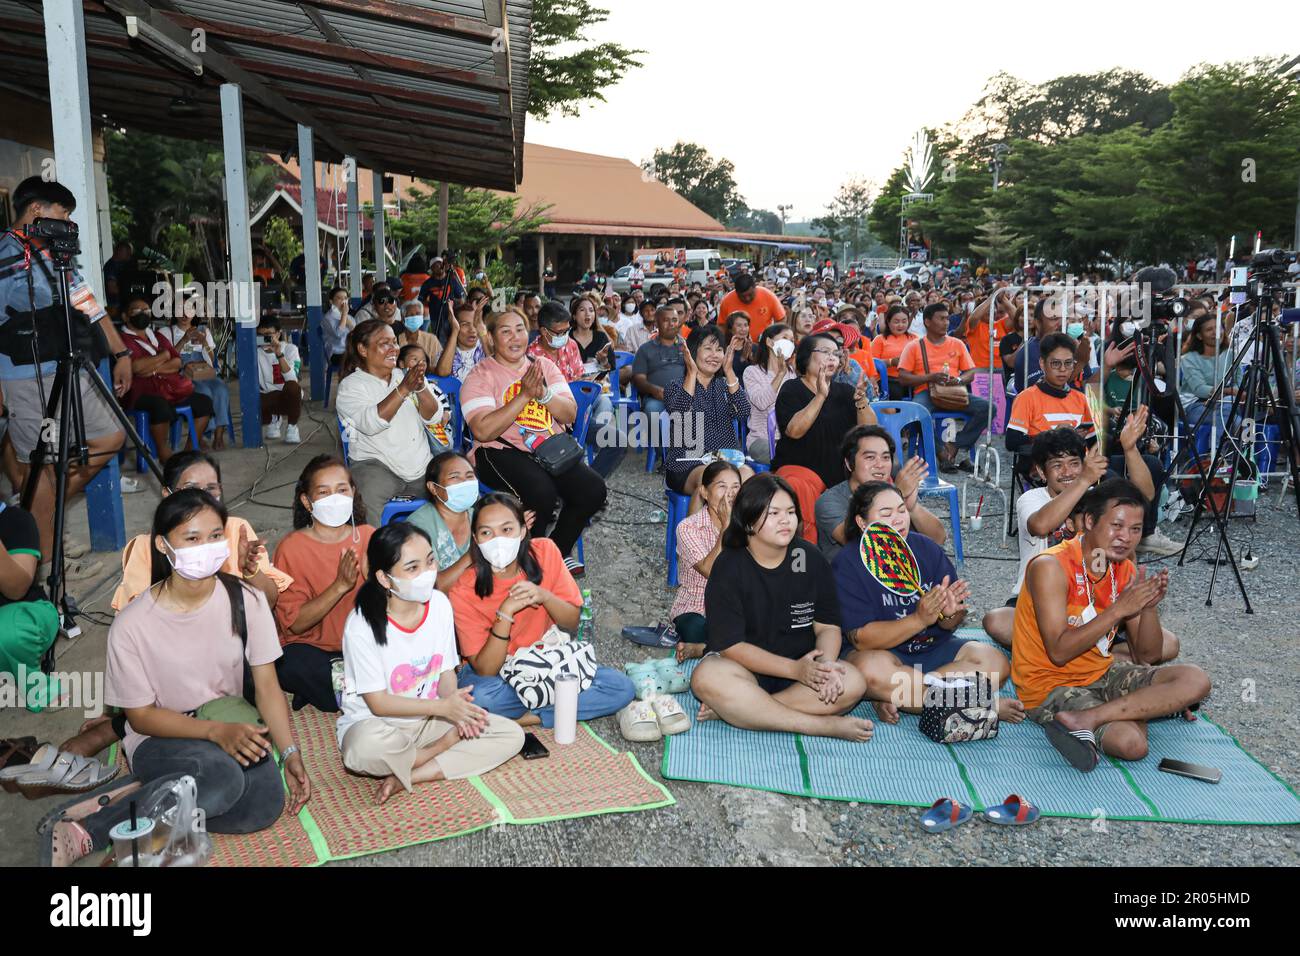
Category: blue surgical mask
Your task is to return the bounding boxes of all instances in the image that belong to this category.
[437,478,479,513]
[1067,322,1086,339]
[548,332,570,349]
[404,316,424,332]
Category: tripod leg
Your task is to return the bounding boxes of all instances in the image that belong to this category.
[79,357,165,484]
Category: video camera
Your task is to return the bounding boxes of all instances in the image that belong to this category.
[24,216,80,260]
[1243,248,1296,299]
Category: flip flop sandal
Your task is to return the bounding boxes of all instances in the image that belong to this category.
[919,797,972,833]
[36,779,143,836]
[49,820,95,868]
[16,751,119,799]
[621,623,679,648]
[650,695,691,735]
[0,742,58,793]
[652,658,690,694]
[1042,720,1100,773]
[983,793,1041,826]
[617,699,662,743]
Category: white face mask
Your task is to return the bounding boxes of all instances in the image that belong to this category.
[310,493,354,528]
[623,303,636,315]
[388,568,436,604]
[164,540,230,581]
[548,331,570,349]
[479,534,522,570]
[772,338,795,360]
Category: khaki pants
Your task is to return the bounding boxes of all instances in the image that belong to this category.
[341,713,524,791]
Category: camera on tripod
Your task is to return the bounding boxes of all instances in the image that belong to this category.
[1243,248,1296,300]
[24,216,80,260]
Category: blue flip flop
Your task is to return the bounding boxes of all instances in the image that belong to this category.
[983,793,1041,826]
[621,624,678,648]
[919,797,972,833]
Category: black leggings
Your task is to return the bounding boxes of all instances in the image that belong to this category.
[275,642,341,713]
[475,444,607,558]
[131,391,214,425]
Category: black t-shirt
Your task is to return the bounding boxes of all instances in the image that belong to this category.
[704,539,840,662]
[576,328,611,363]
[772,378,858,489]
[0,504,46,607]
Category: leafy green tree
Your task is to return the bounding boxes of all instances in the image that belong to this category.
[969,209,1023,272]
[387,181,550,260]
[262,216,304,295]
[643,142,745,223]
[728,206,782,235]
[529,0,644,118]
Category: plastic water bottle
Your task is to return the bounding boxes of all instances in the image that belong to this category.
[577,589,594,641]
[648,509,668,524]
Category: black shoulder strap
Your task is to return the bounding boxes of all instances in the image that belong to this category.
[219,573,256,705]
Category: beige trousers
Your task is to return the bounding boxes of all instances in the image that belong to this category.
[341,713,524,790]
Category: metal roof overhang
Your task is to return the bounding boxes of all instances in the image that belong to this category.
[0,0,531,190]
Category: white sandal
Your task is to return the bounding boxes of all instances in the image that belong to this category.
[651,695,691,736]
[617,699,662,743]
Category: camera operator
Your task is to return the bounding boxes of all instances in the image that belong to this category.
[0,176,132,564]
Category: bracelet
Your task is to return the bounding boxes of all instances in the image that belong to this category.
[491,628,511,641]
[279,744,299,763]
[495,609,515,623]
[538,385,556,405]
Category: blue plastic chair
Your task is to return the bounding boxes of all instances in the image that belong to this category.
[869,400,964,565]
[665,485,692,587]
[930,411,974,465]
[428,374,465,453]
[381,498,424,526]
[129,406,198,473]
[316,325,338,408]
[874,358,890,398]
[767,407,778,462]
[612,350,638,406]
[569,380,603,446]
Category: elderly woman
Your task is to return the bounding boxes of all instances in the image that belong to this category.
[461,308,607,574]
[335,318,441,526]
[397,300,443,368]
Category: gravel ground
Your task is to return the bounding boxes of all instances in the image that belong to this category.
[1,424,1295,867]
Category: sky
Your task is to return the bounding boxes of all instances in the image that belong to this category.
[527,0,1294,221]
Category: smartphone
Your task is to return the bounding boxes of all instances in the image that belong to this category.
[593,368,611,381]
[520,732,549,760]
[1157,758,1221,784]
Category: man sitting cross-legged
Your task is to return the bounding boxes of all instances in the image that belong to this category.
[835,481,1026,725]
[1013,478,1210,771]
[983,420,1180,665]
[689,472,874,742]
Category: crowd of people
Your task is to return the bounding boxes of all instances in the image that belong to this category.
[1,173,1259,863]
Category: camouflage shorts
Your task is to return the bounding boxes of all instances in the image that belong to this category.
[1028,661,1161,745]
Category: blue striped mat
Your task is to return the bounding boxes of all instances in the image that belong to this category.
[661,632,1300,825]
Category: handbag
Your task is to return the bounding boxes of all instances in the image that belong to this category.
[920,339,970,411]
[500,625,596,711]
[126,333,195,404]
[531,431,585,476]
[918,672,999,744]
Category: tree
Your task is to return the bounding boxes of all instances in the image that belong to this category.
[728,206,782,235]
[816,179,875,260]
[969,209,1023,272]
[643,143,745,222]
[528,0,644,118]
[387,180,551,260]
[262,216,303,296]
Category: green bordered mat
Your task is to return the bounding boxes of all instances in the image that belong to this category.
[115,709,674,866]
[662,630,1300,825]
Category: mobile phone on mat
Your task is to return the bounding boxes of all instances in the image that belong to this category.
[1157,758,1221,784]
[521,733,549,760]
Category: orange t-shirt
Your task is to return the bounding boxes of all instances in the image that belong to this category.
[848,347,879,383]
[1012,537,1136,709]
[870,333,916,379]
[963,318,1008,372]
[272,526,375,652]
[720,288,786,341]
[400,273,429,303]
[898,336,974,394]
[1006,384,1094,439]
[449,537,582,659]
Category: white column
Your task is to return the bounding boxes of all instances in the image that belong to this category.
[346,158,362,305]
[372,169,387,283]
[299,125,325,401]
[537,235,546,289]
[43,0,104,301]
[222,83,261,449]
[588,235,596,270]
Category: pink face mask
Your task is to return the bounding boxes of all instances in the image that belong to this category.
[164,539,230,580]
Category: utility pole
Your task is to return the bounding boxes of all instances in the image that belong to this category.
[777,204,792,235]
[989,143,1010,191]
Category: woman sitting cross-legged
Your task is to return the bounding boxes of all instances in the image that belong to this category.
[448,493,634,727]
[668,460,741,663]
[833,481,1025,724]
[407,451,478,593]
[53,490,310,866]
[338,523,524,805]
[272,455,375,713]
[688,472,874,741]
[663,324,753,512]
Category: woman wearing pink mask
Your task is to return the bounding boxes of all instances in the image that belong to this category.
[338,522,523,804]
[56,490,311,866]
[272,455,375,714]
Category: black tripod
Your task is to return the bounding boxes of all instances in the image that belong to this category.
[1116,321,1254,610]
[1175,294,1300,610]
[16,229,162,657]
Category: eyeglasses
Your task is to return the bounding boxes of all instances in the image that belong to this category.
[1045,358,1077,371]
[811,348,839,357]
[178,482,221,497]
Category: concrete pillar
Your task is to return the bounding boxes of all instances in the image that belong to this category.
[222,83,262,449]
[537,235,546,290]
[346,159,362,308]
[588,235,596,271]
[371,169,386,283]
[44,0,123,550]
[299,124,324,403]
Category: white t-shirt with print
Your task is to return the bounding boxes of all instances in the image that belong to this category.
[336,593,458,747]
[1012,486,1074,597]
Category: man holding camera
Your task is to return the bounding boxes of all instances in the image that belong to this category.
[0,177,132,564]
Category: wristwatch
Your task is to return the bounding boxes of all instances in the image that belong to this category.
[113,349,131,361]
